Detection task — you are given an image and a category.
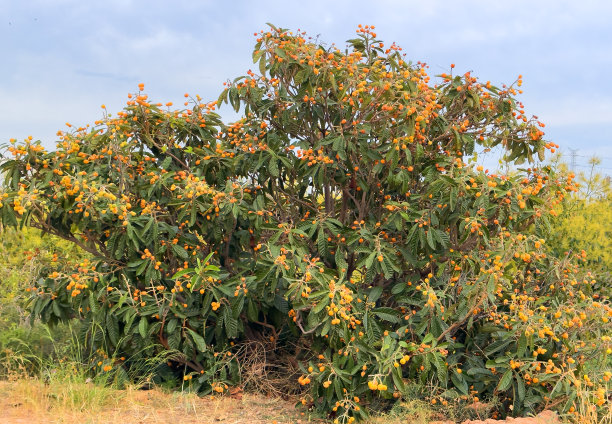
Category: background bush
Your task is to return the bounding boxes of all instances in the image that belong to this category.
[0,227,86,377]
[547,160,611,300]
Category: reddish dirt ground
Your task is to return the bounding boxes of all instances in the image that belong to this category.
[1,380,563,424]
[431,410,560,424]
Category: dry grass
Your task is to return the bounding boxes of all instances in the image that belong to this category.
[0,378,453,424]
[366,399,436,424]
[573,385,612,424]
[0,378,446,424]
[1,378,606,424]
[0,379,309,424]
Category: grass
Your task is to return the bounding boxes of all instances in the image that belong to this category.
[573,383,612,424]
[6,377,594,424]
[0,377,458,424]
[0,378,306,424]
[367,399,437,424]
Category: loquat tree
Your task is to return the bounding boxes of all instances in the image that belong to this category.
[0,24,609,422]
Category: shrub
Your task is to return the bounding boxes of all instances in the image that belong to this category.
[1,24,609,422]
[547,160,611,298]
[0,227,88,378]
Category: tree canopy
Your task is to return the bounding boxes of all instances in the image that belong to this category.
[1,24,609,422]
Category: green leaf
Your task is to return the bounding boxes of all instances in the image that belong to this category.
[223,307,238,339]
[373,308,401,324]
[391,283,406,295]
[269,157,279,177]
[466,367,493,377]
[252,49,264,64]
[294,69,308,85]
[317,229,328,257]
[138,317,148,339]
[313,298,329,314]
[247,299,258,322]
[51,300,62,318]
[517,374,526,401]
[517,333,527,357]
[365,251,376,269]
[171,268,194,280]
[497,369,513,392]
[166,318,178,334]
[368,286,383,303]
[88,293,99,314]
[187,328,207,352]
[433,354,448,384]
[451,371,468,395]
[172,244,189,260]
[334,379,343,401]
[485,338,511,356]
[320,320,331,337]
[426,230,436,250]
[167,330,181,350]
[335,248,348,275]
[106,314,119,345]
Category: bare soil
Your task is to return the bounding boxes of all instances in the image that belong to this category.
[0,380,307,424]
[439,410,560,424]
[0,380,562,424]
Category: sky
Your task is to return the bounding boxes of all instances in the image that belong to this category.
[1,0,611,175]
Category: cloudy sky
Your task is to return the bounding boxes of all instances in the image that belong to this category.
[2,0,611,175]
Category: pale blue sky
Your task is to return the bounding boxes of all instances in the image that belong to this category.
[1,0,611,174]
